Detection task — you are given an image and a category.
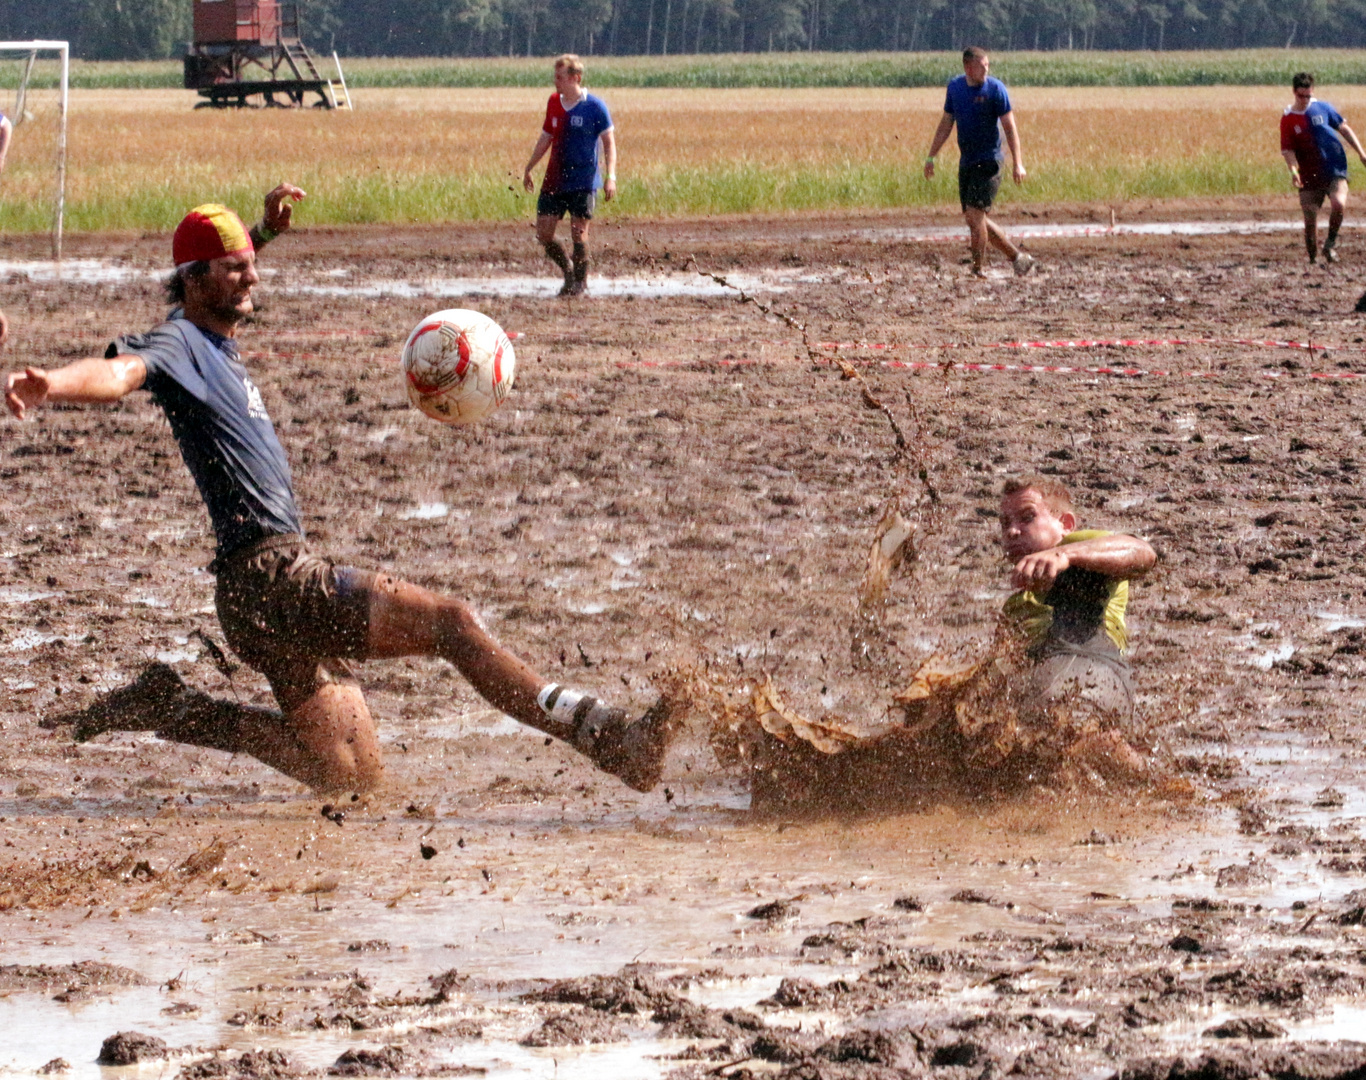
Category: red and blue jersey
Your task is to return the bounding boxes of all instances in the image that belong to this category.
[541,92,613,195]
[1281,99,1349,189]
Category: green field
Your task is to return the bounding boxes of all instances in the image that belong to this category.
[9,50,1366,91]
[0,85,1352,233]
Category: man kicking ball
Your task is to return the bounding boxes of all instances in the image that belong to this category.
[4,185,673,795]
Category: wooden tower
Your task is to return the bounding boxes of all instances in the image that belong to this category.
[183,1,350,109]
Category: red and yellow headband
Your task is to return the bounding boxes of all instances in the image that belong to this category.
[172,203,252,266]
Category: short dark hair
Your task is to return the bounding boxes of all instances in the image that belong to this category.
[1001,475,1074,517]
[963,46,988,63]
[165,260,210,304]
[1292,71,1315,91]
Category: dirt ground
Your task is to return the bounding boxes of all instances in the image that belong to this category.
[5,198,1366,1077]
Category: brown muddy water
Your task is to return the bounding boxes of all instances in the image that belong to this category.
[4,206,1366,1077]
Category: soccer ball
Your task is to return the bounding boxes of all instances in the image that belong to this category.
[400,308,516,425]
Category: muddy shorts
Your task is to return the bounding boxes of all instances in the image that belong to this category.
[212,534,377,714]
[959,160,1002,212]
[537,189,596,220]
[1025,649,1134,722]
[1300,177,1348,210]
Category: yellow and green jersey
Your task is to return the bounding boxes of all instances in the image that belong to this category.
[1001,529,1130,655]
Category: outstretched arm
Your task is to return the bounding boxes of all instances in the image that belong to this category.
[924,113,955,180]
[523,132,553,193]
[5,355,146,420]
[1011,533,1156,593]
[1001,111,1026,183]
[249,182,306,250]
[1337,121,1366,166]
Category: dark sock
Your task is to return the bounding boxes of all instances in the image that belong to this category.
[543,240,571,275]
[156,689,283,756]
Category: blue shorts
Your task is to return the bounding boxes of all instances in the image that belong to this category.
[537,189,596,220]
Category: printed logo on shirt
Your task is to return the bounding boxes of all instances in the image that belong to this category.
[570,115,584,127]
[1313,114,1328,127]
[551,118,558,128]
[243,376,270,421]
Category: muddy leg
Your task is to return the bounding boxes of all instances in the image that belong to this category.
[536,213,573,293]
[569,215,591,294]
[157,681,382,794]
[364,575,676,791]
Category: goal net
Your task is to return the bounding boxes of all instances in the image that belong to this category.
[0,41,68,258]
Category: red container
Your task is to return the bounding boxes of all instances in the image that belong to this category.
[193,0,282,45]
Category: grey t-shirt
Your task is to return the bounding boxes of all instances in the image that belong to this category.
[111,317,303,556]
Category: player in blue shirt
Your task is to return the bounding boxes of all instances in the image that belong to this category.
[523,54,616,297]
[4,186,676,797]
[924,47,1034,278]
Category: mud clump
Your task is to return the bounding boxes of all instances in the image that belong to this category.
[0,960,149,993]
[519,1011,627,1046]
[524,969,681,1014]
[328,1047,408,1077]
[96,1031,169,1065]
[181,1050,302,1080]
[1120,1046,1366,1079]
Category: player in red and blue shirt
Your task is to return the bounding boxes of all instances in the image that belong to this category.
[1280,72,1366,264]
[522,54,617,297]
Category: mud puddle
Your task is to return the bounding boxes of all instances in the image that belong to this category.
[838,219,1366,243]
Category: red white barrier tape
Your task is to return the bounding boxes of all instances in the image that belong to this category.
[721,335,1352,354]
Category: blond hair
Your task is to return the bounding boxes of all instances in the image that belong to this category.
[1001,475,1074,517]
[554,54,585,78]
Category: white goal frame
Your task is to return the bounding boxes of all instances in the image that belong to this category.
[0,40,68,258]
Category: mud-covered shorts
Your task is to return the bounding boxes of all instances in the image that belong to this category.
[537,189,596,220]
[212,534,377,714]
[959,159,1002,212]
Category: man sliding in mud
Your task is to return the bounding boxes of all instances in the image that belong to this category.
[998,475,1156,725]
[3,185,675,796]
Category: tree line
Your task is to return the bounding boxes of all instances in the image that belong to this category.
[0,0,1363,60]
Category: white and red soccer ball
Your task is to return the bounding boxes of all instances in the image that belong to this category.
[400,308,516,425]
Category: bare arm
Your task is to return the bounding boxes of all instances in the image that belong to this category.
[924,112,955,180]
[0,116,11,171]
[249,182,306,248]
[1338,121,1366,165]
[1000,110,1026,184]
[600,127,617,201]
[1282,149,1304,188]
[523,131,553,193]
[5,355,146,420]
[1011,533,1156,593]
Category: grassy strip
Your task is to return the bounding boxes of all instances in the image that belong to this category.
[0,160,1296,233]
[7,50,1366,91]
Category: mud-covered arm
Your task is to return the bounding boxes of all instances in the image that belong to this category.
[924,113,955,179]
[1282,149,1304,186]
[4,355,147,420]
[249,182,306,250]
[1011,533,1156,593]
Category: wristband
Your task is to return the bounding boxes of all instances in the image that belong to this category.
[255,222,278,243]
[925,155,936,163]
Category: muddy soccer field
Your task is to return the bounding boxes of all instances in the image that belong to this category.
[5,203,1366,1077]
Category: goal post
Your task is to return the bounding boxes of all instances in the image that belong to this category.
[0,40,68,259]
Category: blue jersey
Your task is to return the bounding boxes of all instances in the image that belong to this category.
[542,92,613,194]
[944,74,1012,167]
[111,318,303,557]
